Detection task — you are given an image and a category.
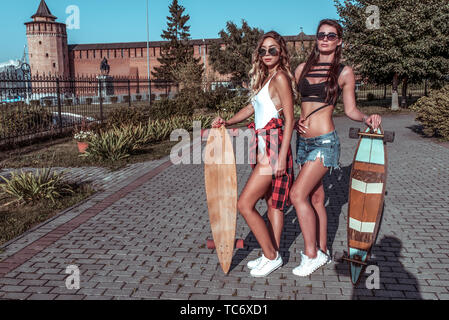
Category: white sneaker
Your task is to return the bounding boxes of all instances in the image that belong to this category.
[247,256,263,270]
[292,250,328,277]
[325,249,332,265]
[250,252,283,277]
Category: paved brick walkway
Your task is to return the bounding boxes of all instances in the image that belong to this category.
[0,113,448,300]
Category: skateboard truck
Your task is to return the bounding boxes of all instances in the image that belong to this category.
[207,239,244,250]
[335,252,368,266]
[349,126,395,143]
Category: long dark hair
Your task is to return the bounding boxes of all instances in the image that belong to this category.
[299,19,343,105]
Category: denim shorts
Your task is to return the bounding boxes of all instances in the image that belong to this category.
[295,130,341,170]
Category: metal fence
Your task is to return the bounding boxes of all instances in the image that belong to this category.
[0,74,175,147]
[0,73,430,148]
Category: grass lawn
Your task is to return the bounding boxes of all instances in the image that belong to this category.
[0,182,96,247]
[0,136,180,172]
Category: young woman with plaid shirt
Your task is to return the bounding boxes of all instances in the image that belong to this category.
[212,31,296,277]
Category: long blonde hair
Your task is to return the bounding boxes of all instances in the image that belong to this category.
[249,31,297,100]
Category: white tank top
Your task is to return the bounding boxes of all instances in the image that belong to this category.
[250,72,283,155]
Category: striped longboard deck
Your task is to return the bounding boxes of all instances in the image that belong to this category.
[347,128,387,284]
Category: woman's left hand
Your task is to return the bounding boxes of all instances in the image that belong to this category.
[365,114,382,130]
[274,158,287,178]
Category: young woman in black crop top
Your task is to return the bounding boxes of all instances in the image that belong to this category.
[289,19,382,277]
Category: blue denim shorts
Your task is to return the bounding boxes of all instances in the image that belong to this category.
[295,130,341,170]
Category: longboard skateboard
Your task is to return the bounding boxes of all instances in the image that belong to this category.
[204,125,244,274]
[337,126,394,285]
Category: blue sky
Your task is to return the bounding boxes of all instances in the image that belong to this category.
[0,0,340,62]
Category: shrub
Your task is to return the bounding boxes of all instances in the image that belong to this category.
[0,106,52,138]
[107,106,148,127]
[30,100,40,107]
[83,126,136,162]
[86,98,93,104]
[410,84,449,140]
[148,98,181,119]
[136,95,142,101]
[367,93,376,101]
[217,95,249,114]
[209,86,237,108]
[0,168,73,205]
[110,96,118,103]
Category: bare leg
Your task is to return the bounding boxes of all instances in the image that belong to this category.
[238,153,277,260]
[264,191,283,252]
[310,181,328,253]
[290,159,329,258]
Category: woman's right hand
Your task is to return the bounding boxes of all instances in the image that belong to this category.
[295,118,308,134]
[212,117,226,128]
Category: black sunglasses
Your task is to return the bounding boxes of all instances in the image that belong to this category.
[258,47,279,57]
[317,32,338,41]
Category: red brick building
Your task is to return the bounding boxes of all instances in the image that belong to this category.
[26,0,316,83]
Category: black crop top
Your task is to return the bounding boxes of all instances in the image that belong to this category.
[298,62,345,105]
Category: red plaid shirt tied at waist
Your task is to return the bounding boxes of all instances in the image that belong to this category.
[247,117,294,211]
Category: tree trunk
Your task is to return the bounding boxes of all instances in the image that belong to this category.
[391,73,399,110]
[401,76,409,108]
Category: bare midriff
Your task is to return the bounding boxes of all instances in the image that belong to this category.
[300,102,335,138]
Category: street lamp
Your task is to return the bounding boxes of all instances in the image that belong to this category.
[146,0,151,103]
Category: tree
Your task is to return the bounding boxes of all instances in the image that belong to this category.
[152,0,202,84]
[335,0,449,109]
[208,20,264,86]
[171,55,204,91]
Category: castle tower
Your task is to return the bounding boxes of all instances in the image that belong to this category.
[25,0,69,77]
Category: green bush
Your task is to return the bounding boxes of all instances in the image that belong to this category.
[0,106,52,137]
[107,106,148,127]
[83,126,136,162]
[217,95,249,114]
[148,98,184,119]
[367,93,376,101]
[410,84,449,140]
[30,100,40,107]
[208,86,237,108]
[0,168,73,205]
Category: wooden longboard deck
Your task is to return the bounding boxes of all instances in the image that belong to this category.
[204,126,237,274]
[347,127,387,285]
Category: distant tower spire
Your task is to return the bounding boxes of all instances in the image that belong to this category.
[25,0,70,77]
[31,0,57,21]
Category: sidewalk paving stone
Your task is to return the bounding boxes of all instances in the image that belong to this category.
[0,114,448,300]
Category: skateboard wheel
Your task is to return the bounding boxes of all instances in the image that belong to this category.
[383,131,395,143]
[206,239,215,249]
[349,127,360,139]
[235,239,244,249]
[333,252,343,262]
